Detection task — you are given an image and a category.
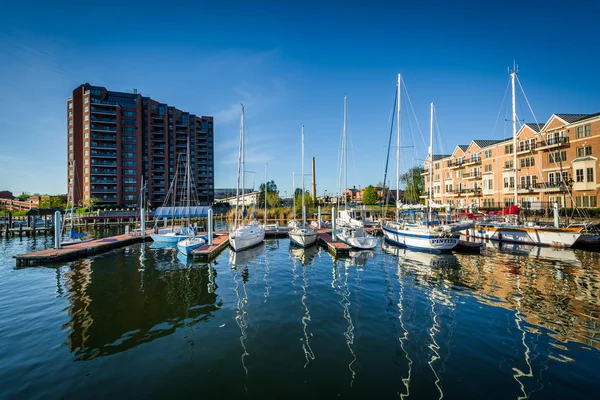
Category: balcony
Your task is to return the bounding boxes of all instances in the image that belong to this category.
[533,182,568,192]
[465,188,482,196]
[91,125,117,133]
[91,116,117,124]
[90,107,117,115]
[463,156,482,166]
[91,151,117,158]
[463,172,482,180]
[536,136,569,151]
[91,159,117,166]
[91,188,117,193]
[91,143,116,149]
[517,184,540,193]
[447,160,464,169]
[91,134,116,141]
[151,152,165,157]
[91,178,117,184]
[516,144,535,155]
[91,168,116,176]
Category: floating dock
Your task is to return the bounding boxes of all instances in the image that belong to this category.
[316,229,351,257]
[15,232,151,267]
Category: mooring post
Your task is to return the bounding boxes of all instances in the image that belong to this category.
[54,211,61,249]
[332,207,337,242]
[317,206,321,229]
[140,208,146,237]
[163,218,167,228]
[553,202,559,228]
[208,208,213,245]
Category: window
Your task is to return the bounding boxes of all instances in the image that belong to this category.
[520,157,535,168]
[84,115,89,121]
[69,102,73,109]
[435,163,440,170]
[85,168,89,173]
[122,161,136,167]
[577,124,591,138]
[84,123,89,130]
[84,106,89,112]
[123,177,137,184]
[504,144,514,154]
[484,164,492,172]
[504,160,514,169]
[123,186,137,192]
[84,97,89,104]
[445,184,453,192]
[84,132,89,138]
[577,146,592,157]
[576,169,584,182]
[484,149,492,158]
[122,111,136,117]
[587,168,594,182]
[122,127,135,133]
[122,144,136,150]
[123,152,135,159]
[548,151,567,164]
[84,141,89,147]
[84,150,89,156]
[575,195,597,208]
[84,176,89,182]
[68,144,73,150]
[68,136,73,143]
[122,135,136,142]
[69,119,73,126]
[84,159,89,165]
[456,170,463,178]
[123,169,136,175]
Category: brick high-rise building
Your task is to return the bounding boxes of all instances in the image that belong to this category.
[67,83,214,207]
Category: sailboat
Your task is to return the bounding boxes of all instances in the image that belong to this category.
[229,104,265,252]
[467,67,582,247]
[289,125,318,247]
[335,96,377,250]
[176,135,206,255]
[61,160,90,246]
[150,152,208,243]
[382,74,460,252]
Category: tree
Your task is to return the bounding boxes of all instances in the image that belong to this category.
[362,185,379,205]
[294,191,313,214]
[17,192,30,201]
[401,166,425,202]
[258,180,279,208]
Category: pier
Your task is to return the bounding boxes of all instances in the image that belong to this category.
[14,225,379,266]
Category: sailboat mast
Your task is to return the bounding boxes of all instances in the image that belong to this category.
[241,104,246,227]
[292,171,296,220]
[511,67,518,206]
[302,124,306,225]
[343,96,348,211]
[396,73,402,221]
[429,102,434,223]
[264,163,267,226]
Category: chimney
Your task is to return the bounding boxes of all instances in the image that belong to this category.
[311,157,317,203]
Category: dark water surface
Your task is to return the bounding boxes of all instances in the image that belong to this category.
[1,231,600,399]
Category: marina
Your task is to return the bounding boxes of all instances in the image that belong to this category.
[1,230,600,398]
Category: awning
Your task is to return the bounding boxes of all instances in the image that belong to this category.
[153,206,211,218]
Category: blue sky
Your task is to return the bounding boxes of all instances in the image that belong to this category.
[1,0,599,198]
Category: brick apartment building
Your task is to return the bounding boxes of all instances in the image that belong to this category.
[422,112,600,211]
[67,83,214,207]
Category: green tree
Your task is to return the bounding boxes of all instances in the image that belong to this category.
[401,166,425,202]
[362,185,379,205]
[17,192,30,201]
[258,180,279,208]
[294,191,313,214]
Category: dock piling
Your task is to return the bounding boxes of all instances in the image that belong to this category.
[208,208,213,245]
[54,211,61,249]
[332,207,337,242]
[141,208,146,237]
[317,206,321,229]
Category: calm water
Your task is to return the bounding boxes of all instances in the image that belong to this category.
[1,231,600,399]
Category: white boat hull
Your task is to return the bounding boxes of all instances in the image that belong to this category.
[382,223,459,252]
[229,225,265,252]
[289,231,318,247]
[151,233,185,243]
[464,224,582,248]
[336,228,377,250]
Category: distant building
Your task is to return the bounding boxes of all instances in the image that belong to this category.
[422,112,600,210]
[68,83,214,207]
[214,188,254,200]
[0,191,13,199]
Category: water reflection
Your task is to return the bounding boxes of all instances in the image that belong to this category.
[347,249,375,267]
[63,245,220,361]
[332,258,357,386]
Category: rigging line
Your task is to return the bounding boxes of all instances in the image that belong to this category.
[382,86,398,216]
[402,81,427,155]
[492,77,512,138]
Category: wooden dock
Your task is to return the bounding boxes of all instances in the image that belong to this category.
[14,232,151,267]
[191,233,230,261]
[316,229,351,257]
